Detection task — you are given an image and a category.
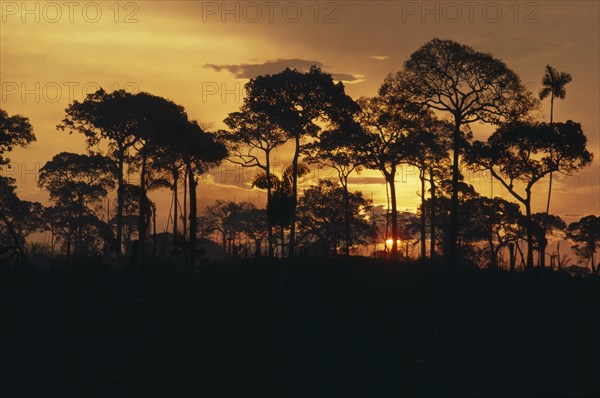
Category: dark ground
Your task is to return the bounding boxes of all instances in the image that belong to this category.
[2,258,599,397]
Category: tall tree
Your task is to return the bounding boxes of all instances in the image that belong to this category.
[59,89,139,257]
[538,65,573,267]
[401,118,450,262]
[222,107,287,258]
[177,122,227,270]
[304,124,365,256]
[245,66,358,257]
[126,92,189,263]
[389,38,537,267]
[357,95,428,256]
[466,121,592,270]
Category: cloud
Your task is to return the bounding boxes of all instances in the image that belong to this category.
[369,55,389,61]
[204,58,364,83]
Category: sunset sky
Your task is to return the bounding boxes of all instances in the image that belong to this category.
[1,0,598,234]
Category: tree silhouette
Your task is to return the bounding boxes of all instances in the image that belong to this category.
[296,179,373,256]
[304,123,365,256]
[125,92,190,263]
[0,109,35,164]
[567,215,599,272]
[356,95,428,256]
[539,65,573,267]
[39,152,116,259]
[0,177,43,264]
[0,109,38,263]
[244,66,358,257]
[59,89,139,257]
[467,121,592,270]
[401,118,451,262]
[178,122,227,270]
[253,163,309,257]
[461,197,522,270]
[222,106,287,258]
[529,212,566,268]
[391,38,537,268]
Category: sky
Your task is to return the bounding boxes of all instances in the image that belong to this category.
[1,0,598,237]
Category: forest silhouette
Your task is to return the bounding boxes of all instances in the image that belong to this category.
[1,38,599,397]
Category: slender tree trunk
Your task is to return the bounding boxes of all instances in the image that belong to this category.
[508,242,516,272]
[75,198,83,260]
[266,152,274,259]
[420,169,426,262]
[541,95,555,269]
[448,117,461,269]
[152,205,157,261]
[183,166,188,243]
[255,238,262,257]
[388,173,398,256]
[525,198,534,270]
[138,151,148,264]
[488,237,497,270]
[116,151,124,257]
[343,176,351,256]
[280,225,285,258]
[172,169,179,245]
[50,227,55,267]
[289,134,300,258]
[429,167,436,261]
[188,162,197,273]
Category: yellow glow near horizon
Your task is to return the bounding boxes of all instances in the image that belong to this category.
[385,239,402,248]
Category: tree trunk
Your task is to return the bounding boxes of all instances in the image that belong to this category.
[183,166,188,243]
[255,238,262,258]
[138,151,148,264]
[188,162,197,273]
[152,205,157,261]
[420,169,426,262]
[343,176,351,256]
[508,242,516,272]
[488,237,497,270]
[448,118,461,269]
[388,174,398,256]
[172,168,179,245]
[280,225,285,258]
[116,150,124,257]
[266,150,274,259]
[525,199,534,270]
[541,96,555,269]
[289,134,300,258]
[429,167,436,261]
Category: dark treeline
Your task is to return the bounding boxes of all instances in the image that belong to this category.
[0,38,597,273]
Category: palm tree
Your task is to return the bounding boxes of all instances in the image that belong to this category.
[540,65,572,125]
[538,65,572,268]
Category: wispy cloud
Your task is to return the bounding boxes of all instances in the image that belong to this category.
[369,55,389,61]
[204,58,364,83]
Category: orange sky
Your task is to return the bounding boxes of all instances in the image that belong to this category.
[1,0,598,234]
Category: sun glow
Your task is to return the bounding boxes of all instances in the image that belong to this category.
[385,239,402,248]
